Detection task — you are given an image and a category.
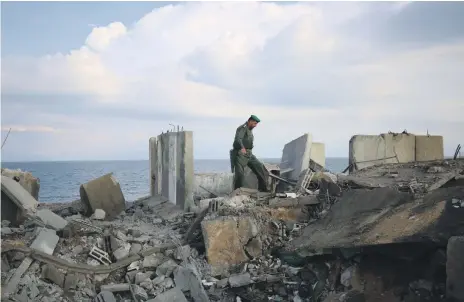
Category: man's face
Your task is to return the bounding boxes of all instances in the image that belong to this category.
[247,120,258,129]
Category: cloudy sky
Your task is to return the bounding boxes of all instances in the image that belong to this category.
[1,1,463,162]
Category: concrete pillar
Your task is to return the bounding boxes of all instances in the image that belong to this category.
[149,131,194,211]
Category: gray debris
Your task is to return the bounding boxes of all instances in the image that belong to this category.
[135,272,153,285]
[30,228,59,255]
[93,209,106,220]
[174,245,191,260]
[156,259,179,277]
[132,284,148,300]
[41,264,65,287]
[173,265,210,302]
[94,291,117,302]
[37,209,68,230]
[100,283,130,293]
[129,243,142,255]
[228,273,253,288]
[147,287,188,302]
[143,254,165,269]
[113,246,130,261]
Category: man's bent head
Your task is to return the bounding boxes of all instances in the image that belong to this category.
[247,115,260,129]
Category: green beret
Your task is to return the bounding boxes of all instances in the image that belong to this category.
[250,115,261,123]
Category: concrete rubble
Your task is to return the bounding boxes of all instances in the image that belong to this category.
[2,155,464,301]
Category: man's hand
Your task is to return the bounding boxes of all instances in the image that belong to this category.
[240,148,246,154]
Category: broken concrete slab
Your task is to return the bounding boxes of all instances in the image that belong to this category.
[1,168,40,200]
[79,173,126,219]
[1,175,39,225]
[41,264,65,287]
[37,209,68,231]
[30,228,60,255]
[447,236,464,301]
[173,265,210,302]
[202,216,258,276]
[228,273,253,287]
[280,133,313,181]
[286,186,464,256]
[148,287,188,302]
[94,291,117,302]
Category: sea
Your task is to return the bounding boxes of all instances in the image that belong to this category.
[1,158,348,203]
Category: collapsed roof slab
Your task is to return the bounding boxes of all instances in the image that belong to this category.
[285,186,464,257]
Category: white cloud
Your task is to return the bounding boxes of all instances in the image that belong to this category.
[1,2,463,160]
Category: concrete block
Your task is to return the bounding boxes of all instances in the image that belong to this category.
[280,133,313,181]
[79,173,126,219]
[1,168,40,200]
[173,266,210,302]
[201,216,257,276]
[1,175,38,217]
[94,291,117,302]
[41,264,65,287]
[193,173,234,198]
[37,209,68,231]
[310,142,326,167]
[30,228,59,255]
[148,287,188,302]
[447,236,464,301]
[415,135,444,162]
[349,133,415,172]
[149,131,194,211]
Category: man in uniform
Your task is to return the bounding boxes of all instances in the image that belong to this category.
[230,115,268,192]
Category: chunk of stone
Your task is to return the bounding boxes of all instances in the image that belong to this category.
[152,275,165,286]
[135,272,153,285]
[94,291,117,302]
[64,273,79,291]
[173,265,210,302]
[163,277,174,288]
[113,246,130,261]
[129,243,142,256]
[36,209,68,231]
[41,265,65,287]
[79,173,126,219]
[156,259,179,277]
[1,175,39,225]
[148,287,189,302]
[447,236,464,301]
[244,238,262,259]
[129,229,142,238]
[229,273,252,288]
[132,284,148,300]
[142,254,165,269]
[100,283,130,292]
[30,228,59,255]
[174,245,191,260]
[93,209,106,220]
[201,216,257,275]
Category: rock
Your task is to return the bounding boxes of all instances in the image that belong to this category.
[132,284,148,300]
[244,238,262,259]
[152,275,165,286]
[1,169,40,200]
[129,243,142,255]
[113,246,130,261]
[156,259,179,277]
[147,287,188,302]
[100,283,131,292]
[162,277,174,288]
[173,265,210,302]
[115,230,128,242]
[427,166,445,173]
[93,209,106,220]
[447,236,464,301]
[135,272,153,285]
[1,175,38,226]
[64,273,79,291]
[174,245,191,260]
[142,254,165,269]
[1,220,11,227]
[41,264,65,287]
[216,278,229,288]
[229,273,252,288]
[201,216,258,275]
[129,229,142,238]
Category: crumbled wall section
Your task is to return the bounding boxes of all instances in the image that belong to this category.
[149,131,194,211]
[280,133,313,181]
[415,135,444,162]
[349,133,444,172]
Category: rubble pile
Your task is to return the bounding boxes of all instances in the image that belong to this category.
[1,159,464,302]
